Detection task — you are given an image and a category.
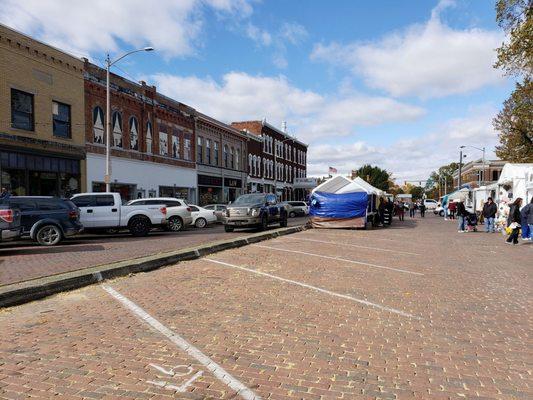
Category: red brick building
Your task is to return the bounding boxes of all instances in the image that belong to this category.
[83,61,197,201]
[231,120,308,201]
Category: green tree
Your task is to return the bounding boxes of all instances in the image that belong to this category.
[426,162,459,196]
[409,186,425,201]
[493,0,533,161]
[353,164,391,191]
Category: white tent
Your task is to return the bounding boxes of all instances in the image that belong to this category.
[338,176,383,195]
[497,163,533,203]
[312,175,354,194]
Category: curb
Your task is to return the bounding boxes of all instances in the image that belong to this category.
[0,225,308,309]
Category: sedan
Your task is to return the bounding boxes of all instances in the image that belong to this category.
[189,205,217,228]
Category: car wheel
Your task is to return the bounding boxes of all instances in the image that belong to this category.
[36,224,62,246]
[195,217,207,229]
[128,216,151,237]
[224,225,234,232]
[260,214,268,231]
[439,210,444,217]
[168,216,184,232]
[289,211,296,218]
[280,214,288,227]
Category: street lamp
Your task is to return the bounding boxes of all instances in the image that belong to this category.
[105,47,154,191]
[459,145,486,188]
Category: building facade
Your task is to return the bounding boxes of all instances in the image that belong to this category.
[0,24,86,197]
[83,61,197,202]
[195,113,247,205]
[453,159,506,189]
[231,120,308,201]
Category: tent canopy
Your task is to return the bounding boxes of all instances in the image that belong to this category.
[312,175,353,194]
[497,163,533,185]
[347,177,383,195]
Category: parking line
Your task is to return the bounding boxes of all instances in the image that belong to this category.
[206,259,421,319]
[285,237,420,256]
[252,245,424,276]
[102,285,261,400]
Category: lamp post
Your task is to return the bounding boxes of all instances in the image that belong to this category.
[459,145,486,188]
[105,47,154,191]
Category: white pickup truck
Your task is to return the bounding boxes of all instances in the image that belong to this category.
[70,192,167,236]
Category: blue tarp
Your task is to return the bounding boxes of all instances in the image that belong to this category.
[310,191,368,219]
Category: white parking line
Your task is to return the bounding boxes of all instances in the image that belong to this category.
[102,285,261,400]
[206,259,421,319]
[284,236,420,256]
[252,245,424,276]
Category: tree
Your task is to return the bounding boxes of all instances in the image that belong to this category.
[353,164,391,191]
[426,162,459,197]
[494,0,532,77]
[494,79,533,162]
[493,0,532,161]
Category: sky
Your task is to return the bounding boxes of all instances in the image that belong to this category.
[0,0,515,183]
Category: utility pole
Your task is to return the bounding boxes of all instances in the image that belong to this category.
[458,149,463,189]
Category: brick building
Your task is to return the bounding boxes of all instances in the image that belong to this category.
[0,24,86,196]
[195,113,247,205]
[231,120,308,201]
[83,61,197,202]
[453,159,506,189]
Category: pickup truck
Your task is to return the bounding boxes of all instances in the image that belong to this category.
[0,203,22,242]
[223,193,287,232]
[71,192,167,236]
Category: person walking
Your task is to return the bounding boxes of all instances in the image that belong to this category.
[448,201,456,220]
[419,202,426,218]
[482,197,497,233]
[520,197,533,241]
[378,198,386,226]
[456,200,467,232]
[506,198,523,245]
[396,201,405,221]
[409,202,415,218]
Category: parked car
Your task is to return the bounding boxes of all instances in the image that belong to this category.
[223,193,287,232]
[127,197,192,232]
[0,203,22,242]
[188,205,217,228]
[71,193,167,237]
[423,199,438,210]
[286,201,309,217]
[2,196,82,245]
[203,204,227,222]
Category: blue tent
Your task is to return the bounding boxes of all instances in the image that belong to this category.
[310,191,368,228]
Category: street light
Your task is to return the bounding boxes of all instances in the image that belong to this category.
[459,145,486,188]
[105,47,154,191]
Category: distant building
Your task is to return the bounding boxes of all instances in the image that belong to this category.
[83,61,197,202]
[0,24,86,196]
[231,120,308,201]
[195,113,247,205]
[453,159,506,189]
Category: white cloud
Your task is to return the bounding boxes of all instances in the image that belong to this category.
[310,0,504,98]
[246,23,273,46]
[0,0,254,58]
[307,109,499,182]
[151,71,425,141]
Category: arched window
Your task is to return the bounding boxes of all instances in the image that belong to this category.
[129,116,138,150]
[146,121,153,154]
[252,155,257,176]
[270,160,273,178]
[235,149,240,170]
[92,106,104,144]
[230,147,235,169]
[112,111,122,148]
[263,158,266,178]
[257,156,261,176]
[248,154,253,175]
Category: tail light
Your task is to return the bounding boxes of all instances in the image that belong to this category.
[0,209,14,223]
[160,207,167,215]
[187,207,192,212]
[68,210,78,220]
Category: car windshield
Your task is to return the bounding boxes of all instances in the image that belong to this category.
[232,194,266,205]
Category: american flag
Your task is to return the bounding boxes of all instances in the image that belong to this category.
[328,166,338,174]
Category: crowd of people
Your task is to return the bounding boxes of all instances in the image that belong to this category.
[376,198,427,226]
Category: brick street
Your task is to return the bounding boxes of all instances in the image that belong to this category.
[0,215,531,399]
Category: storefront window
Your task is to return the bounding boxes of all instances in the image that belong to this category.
[93,106,104,144]
[199,186,222,205]
[159,186,189,200]
[112,111,123,147]
[29,171,58,196]
[1,169,27,196]
[60,173,80,197]
[184,138,191,160]
[214,142,219,165]
[129,116,139,150]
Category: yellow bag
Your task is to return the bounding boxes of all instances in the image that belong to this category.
[505,227,512,234]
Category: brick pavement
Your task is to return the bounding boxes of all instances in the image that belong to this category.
[0,214,531,399]
[0,218,307,287]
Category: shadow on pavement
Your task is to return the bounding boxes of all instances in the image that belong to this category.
[0,244,106,256]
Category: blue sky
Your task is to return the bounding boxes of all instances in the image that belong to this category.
[0,0,514,182]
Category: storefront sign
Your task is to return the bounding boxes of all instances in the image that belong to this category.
[198,174,222,187]
[224,178,241,188]
[294,177,317,189]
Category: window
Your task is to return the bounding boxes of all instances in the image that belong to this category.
[8,198,37,211]
[52,101,71,138]
[224,145,229,168]
[129,116,139,150]
[214,142,219,165]
[293,147,296,162]
[172,136,179,158]
[93,107,104,144]
[257,156,261,176]
[206,139,211,164]
[197,137,203,163]
[184,138,191,160]
[252,155,257,176]
[71,196,95,207]
[263,158,266,177]
[159,132,168,156]
[230,147,235,169]
[248,154,253,174]
[96,195,115,207]
[235,149,240,170]
[11,89,34,131]
[112,111,123,147]
[189,206,199,212]
[146,121,153,154]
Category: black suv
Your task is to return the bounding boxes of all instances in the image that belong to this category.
[1,197,83,246]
